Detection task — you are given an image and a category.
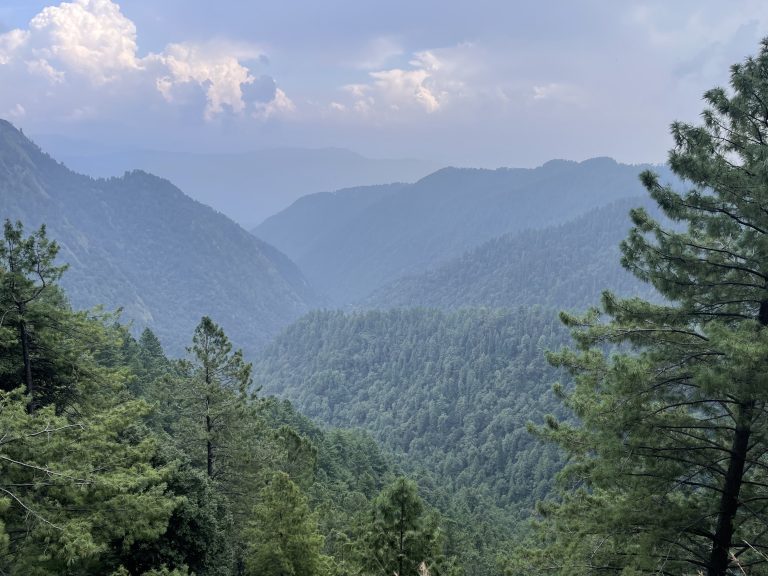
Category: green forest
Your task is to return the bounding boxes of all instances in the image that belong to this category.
[0,218,474,575]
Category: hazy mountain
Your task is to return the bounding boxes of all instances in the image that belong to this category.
[0,120,319,356]
[256,158,672,305]
[367,198,660,311]
[31,134,441,228]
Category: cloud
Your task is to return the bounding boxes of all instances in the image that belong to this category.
[151,41,258,119]
[25,0,140,84]
[0,0,291,123]
[253,88,295,119]
[341,46,470,117]
[3,103,26,119]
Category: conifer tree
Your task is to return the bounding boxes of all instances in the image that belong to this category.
[244,471,328,576]
[528,39,768,576]
[0,219,67,410]
[0,222,176,574]
[179,316,253,482]
[364,477,444,576]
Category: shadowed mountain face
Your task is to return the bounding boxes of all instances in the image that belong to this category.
[0,120,320,356]
[255,158,672,305]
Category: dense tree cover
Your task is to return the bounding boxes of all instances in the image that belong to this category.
[0,219,465,575]
[516,39,768,576]
[256,158,669,304]
[256,307,567,510]
[255,307,571,574]
[368,199,661,312]
[0,120,319,357]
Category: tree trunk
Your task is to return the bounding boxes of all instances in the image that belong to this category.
[206,399,214,478]
[707,402,753,576]
[399,494,405,576]
[18,314,36,412]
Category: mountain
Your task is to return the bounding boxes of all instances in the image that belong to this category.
[0,120,319,356]
[31,134,440,228]
[255,307,569,517]
[367,198,660,311]
[255,158,672,305]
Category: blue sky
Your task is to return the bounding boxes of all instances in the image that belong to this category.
[1,0,767,166]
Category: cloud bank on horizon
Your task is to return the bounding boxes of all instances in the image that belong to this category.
[1,0,767,166]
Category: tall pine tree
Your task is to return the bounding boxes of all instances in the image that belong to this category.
[526,39,768,576]
[364,477,444,576]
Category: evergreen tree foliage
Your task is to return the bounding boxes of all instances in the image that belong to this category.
[244,471,329,576]
[364,477,444,576]
[0,219,68,410]
[0,221,177,574]
[525,39,768,576]
[256,307,567,576]
[179,316,253,482]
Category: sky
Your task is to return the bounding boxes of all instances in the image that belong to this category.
[1,0,767,167]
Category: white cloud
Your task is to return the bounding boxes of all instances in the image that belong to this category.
[342,47,469,117]
[252,87,295,120]
[27,58,65,83]
[0,0,291,122]
[0,29,29,64]
[3,103,26,119]
[26,0,140,84]
[152,41,258,119]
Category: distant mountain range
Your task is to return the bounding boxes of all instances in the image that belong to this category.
[256,158,673,305]
[0,120,320,356]
[4,117,677,355]
[31,134,440,228]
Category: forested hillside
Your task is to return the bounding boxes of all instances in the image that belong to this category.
[0,219,475,575]
[368,198,660,310]
[0,120,319,355]
[255,307,569,516]
[256,158,670,303]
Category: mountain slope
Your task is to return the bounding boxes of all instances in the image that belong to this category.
[255,158,672,304]
[0,120,319,356]
[255,307,569,516]
[367,198,659,310]
[32,135,440,228]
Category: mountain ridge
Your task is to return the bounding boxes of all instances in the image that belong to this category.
[256,157,672,305]
[0,119,320,356]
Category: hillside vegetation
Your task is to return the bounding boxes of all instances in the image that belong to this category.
[367,198,660,310]
[255,307,569,515]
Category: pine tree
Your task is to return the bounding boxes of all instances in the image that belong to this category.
[244,471,328,576]
[0,219,67,410]
[0,222,177,574]
[177,316,253,482]
[364,477,444,576]
[528,39,768,576]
